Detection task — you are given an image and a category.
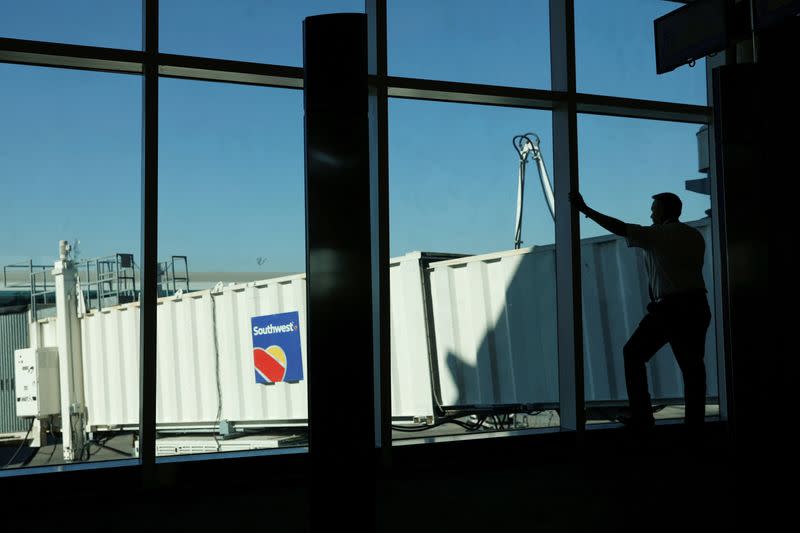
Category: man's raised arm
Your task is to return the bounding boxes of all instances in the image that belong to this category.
[568,192,628,237]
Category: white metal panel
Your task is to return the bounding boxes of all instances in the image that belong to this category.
[427,218,717,407]
[155,293,219,425]
[78,261,441,429]
[80,274,310,429]
[68,218,719,430]
[388,253,435,419]
[81,305,139,427]
[580,235,648,402]
[429,247,559,406]
[216,277,309,423]
[30,317,58,351]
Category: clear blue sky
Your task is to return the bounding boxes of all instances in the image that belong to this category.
[1,1,709,273]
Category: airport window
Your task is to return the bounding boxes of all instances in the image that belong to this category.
[575,0,707,104]
[388,0,551,89]
[576,114,719,428]
[159,0,365,65]
[0,0,722,477]
[0,64,142,470]
[0,0,142,50]
[388,98,560,443]
[156,79,307,457]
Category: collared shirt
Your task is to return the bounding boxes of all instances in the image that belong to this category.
[625,221,706,301]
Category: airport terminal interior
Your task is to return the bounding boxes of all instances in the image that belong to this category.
[0,1,788,530]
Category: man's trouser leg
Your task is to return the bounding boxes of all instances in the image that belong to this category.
[623,313,668,426]
[670,303,711,432]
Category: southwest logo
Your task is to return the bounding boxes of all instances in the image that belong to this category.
[251,311,304,384]
[254,345,288,383]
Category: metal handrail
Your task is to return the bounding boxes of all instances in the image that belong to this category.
[77,253,137,312]
[2,260,50,289]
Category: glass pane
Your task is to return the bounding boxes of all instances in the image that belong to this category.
[388,0,551,89]
[160,0,364,65]
[389,99,559,443]
[575,0,707,104]
[157,79,307,457]
[577,114,719,429]
[0,64,141,469]
[0,0,141,50]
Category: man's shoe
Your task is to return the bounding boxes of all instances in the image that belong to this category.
[616,413,655,432]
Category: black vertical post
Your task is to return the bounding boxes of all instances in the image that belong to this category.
[140,0,158,486]
[366,0,391,466]
[303,13,374,529]
[712,64,768,457]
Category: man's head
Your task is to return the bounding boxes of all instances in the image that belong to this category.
[650,192,682,225]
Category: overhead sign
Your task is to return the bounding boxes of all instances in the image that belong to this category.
[251,311,304,384]
[654,0,727,74]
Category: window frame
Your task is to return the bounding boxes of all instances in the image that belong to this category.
[0,0,722,483]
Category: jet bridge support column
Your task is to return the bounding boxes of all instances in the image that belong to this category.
[53,240,86,462]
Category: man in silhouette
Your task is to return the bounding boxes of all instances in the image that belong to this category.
[569,191,711,437]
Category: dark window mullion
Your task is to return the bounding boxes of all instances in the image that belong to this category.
[139,0,158,484]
